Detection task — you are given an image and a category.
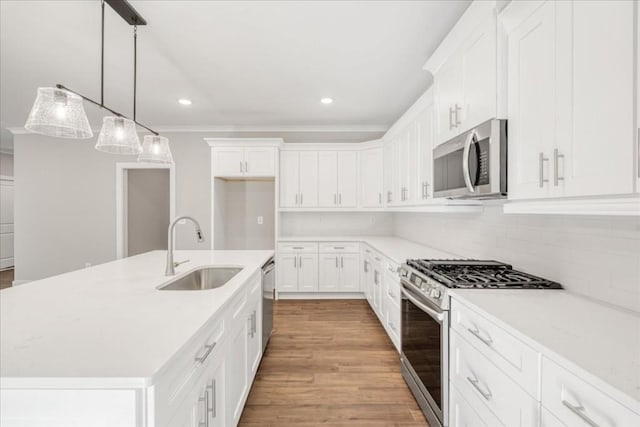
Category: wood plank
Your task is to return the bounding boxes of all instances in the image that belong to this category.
[239,299,429,426]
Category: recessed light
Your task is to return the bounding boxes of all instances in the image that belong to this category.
[320,97,333,105]
[178,98,192,106]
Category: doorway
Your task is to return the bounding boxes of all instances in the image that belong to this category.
[116,163,175,259]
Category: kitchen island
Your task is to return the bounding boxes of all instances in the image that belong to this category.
[0,249,274,427]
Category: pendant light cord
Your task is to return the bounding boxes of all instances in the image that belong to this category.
[133,24,137,121]
[101,0,105,106]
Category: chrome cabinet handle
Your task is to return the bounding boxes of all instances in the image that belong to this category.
[562,400,600,427]
[292,246,304,249]
[374,271,379,285]
[539,152,549,188]
[199,390,210,427]
[294,256,297,268]
[467,376,491,401]
[207,380,217,418]
[387,191,392,203]
[389,320,396,332]
[341,256,344,268]
[553,148,564,186]
[334,194,337,205]
[449,106,455,130]
[299,255,302,268]
[252,310,257,335]
[333,246,345,249]
[335,256,338,268]
[468,326,493,347]
[239,161,243,173]
[245,161,248,173]
[300,193,303,205]
[339,193,342,205]
[195,343,216,365]
[379,192,382,205]
[364,261,369,272]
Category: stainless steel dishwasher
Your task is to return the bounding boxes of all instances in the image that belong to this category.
[261,257,275,352]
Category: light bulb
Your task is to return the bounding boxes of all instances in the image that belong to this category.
[114,118,125,141]
[152,141,160,154]
[54,104,67,119]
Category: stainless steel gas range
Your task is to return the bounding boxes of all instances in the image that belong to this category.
[399,259,562,427]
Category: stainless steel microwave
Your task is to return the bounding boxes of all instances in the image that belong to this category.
[433,119,507,199]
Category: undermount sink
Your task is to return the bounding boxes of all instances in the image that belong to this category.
[159,267,243,291]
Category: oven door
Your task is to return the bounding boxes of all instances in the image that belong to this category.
[400,280,448,427]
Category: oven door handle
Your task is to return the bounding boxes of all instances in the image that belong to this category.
[462,129,477,193]
[401,287,444,322]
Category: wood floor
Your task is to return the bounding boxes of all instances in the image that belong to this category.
[239,299,429,427]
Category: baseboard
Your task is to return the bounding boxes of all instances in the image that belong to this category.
[277,292,365,300]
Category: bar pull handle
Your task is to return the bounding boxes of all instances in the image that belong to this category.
[554,148,564,186]
[341,256,344,268]
[467,326,493,347]
[300,193,303,205]
[467,376,492,401]
[294,256,297,268]
[299,255,302,269]
[334,193,337,205]
[195,343,216,365]
[387,191,392,203]
[339,193,342,205]
[379,192,382,205]
[562,400,600,427]
[364,261,369,272]
[335,256,338,268]
[207,380,217,418]
[198,390,210,427]
[539,152,549,188]
[245,161,248,173]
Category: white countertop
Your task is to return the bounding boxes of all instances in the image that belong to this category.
[451,289,640,410]
[278,235,460,264]
[0,250,273,388]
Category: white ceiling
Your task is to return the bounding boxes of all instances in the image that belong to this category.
[0,0,470,140]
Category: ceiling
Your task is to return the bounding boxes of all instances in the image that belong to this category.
[0,0,470,141]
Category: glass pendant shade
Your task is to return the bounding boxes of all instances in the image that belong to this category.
[24,87,93,139]
[138,135,174,164]
[95,116,142,155]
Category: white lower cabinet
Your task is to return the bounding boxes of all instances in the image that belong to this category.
[277,243,319,293]
[541,357,640,427]
[319,250,360,292]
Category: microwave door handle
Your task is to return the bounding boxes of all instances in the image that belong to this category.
[462,129,477,193]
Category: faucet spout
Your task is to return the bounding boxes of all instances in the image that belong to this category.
[166,216,205,276]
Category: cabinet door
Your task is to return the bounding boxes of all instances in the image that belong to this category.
[339,254,360,292]
[337,151,358,207]
[416,105,434,202]
[318,151,338,207]
[245,147,275,177]
[298,152,319,207]
[383,141,394,205]
[391,136,402,206]
[434,55,463,145]
[404,123,418,204]
[279,152,299,208]
[213,147,245,177]
[555,0,635,197]
[298,254,319,292]
[460,15,497,131]
[225,322,249,426]
[277,254,298,292]
[318,254,340,291]
[360,149,383,207]
[507,0,556,200]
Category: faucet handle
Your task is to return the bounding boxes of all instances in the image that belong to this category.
[173,260,190,268]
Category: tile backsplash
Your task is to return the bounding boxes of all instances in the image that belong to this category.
[393,204,640,313]
[280,212,394,237]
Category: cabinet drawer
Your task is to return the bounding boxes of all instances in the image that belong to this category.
[384,273,401,307]
[451,299,539,398]
[541,357,640,427]
[383,296,401,351]
[450,383,505,427]
[451,330,539,427]
[319,242,360,253]
[154,316,226,424]
[278,242,318,253]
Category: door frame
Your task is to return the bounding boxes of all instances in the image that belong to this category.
[115,163,175,259]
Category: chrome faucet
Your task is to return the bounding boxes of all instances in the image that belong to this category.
[166,216,205,276]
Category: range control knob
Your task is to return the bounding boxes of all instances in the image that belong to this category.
[430,288,441,299]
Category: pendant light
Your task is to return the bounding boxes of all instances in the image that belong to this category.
[24,87,92,139]
[95,116,141,154]
[138,135,173,164]
[24,0,171,158]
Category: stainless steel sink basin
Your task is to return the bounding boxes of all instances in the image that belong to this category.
[159,267,242,291]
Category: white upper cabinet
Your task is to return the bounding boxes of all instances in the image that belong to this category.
[554,0,635,198]
[360,148,384,208]
[316,150,358,208]
[212,146,276,178]
[503,0,637,205]
[427,1,501,146]
[279,151,319,208]
[505,0,557,200]
[416,105,434,201]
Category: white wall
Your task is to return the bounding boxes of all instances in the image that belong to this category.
[14,132,212,281]
[393,205,640,313]
[280,212,394,237]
